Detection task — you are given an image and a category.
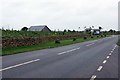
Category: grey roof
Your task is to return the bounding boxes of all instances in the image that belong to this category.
[28,25,47,31]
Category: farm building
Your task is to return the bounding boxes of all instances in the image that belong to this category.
[85,28,92,33]
[92,29,101,35]
[85,28,101,35]
[28,25,51,32]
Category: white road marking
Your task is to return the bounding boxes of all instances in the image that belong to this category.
[112,48,115,51]
[86,43,94,46]
[110,50,113,53]
[115,45,117,48]
[90,75,96,80]
[76,47,81,49]
[103,60,107,64]
[97,66,103,71]
[112,45,117,51]
[111,45,117,54]
[0,59,40,72]
[58,47,80,55]
[109,53,112,56]
[106,56,110,59]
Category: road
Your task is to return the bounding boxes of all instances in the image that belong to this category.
[1,35,119,80]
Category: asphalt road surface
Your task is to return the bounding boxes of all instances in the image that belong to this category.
[1,35,119,80]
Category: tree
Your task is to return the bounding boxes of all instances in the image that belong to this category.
[99,26,102,30]
[21,27,28,31]
[64,29,67,32]
[68,29,71,32]
[72,30,76,32]
[109,29,114,33]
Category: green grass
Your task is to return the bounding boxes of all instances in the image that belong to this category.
[117,39,120,46]
[2,36,107,56]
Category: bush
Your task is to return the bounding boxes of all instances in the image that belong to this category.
[84,36,87,40]
[73,38,76,41]
[97,36,99,38]
[55,39,60,44]
[63,32,65,35]
[91,36,93,38]
[101,35,103,37]
[117,39,120,46]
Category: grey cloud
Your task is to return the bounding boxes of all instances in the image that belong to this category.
[1,0,119,31]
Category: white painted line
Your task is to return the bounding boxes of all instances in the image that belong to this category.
[86,44,91,46]
[112,45,117,51]
[58,47,80,55]
[106,56,110,59]
[90,75,97,80]
[0,59,40,72]
[97,66,103,71]
[112,48,115,51]
[58,52,67,55]
[109,53,112,56]
[86,43,94,46]
[115,45,117,48]
[76,47,80,49]
[110,50,113,53]
[103,60,107,64]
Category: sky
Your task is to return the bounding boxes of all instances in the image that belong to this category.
[1,0,119,31]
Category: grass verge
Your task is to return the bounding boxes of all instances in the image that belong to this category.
[117,39,120,46]
[2,36,108,56]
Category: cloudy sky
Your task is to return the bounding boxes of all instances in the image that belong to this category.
[1,0,119,31]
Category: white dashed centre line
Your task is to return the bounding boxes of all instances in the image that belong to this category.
[90,45,117,80]
[109,53,112,56]
[86,43,94,46]
[103,60,107,64]
[90,75,96,80]
[97,66,103,71]
[0,59,40,72]
[110,50,113,53]
[106,56,110,59]
[58,47,80,55]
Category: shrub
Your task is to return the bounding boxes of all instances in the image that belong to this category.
[97,36,99,38]
[84,36,87,39]
[117,39,120,46]
[55,39,60,44]
[73,38,76,41]
[101,35,103,37]
[63,32,65,35]
[91,36,93,38]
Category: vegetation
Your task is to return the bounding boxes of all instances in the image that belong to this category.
[21,27,28,31]
[2,29,120,39]
[2,30,81,39]
[2,35,107,56]
[55,39,61,44]
[117,39,120,46]
[1,28,119,56]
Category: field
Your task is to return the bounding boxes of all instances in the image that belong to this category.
[2,30,110,56]
[2,36,106,56]
[2,30,80,39]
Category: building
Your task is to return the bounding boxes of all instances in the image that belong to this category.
[85,28,101,35]
[28,25,51,32]
[92,29,101,35]
[85,28,92,33]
